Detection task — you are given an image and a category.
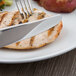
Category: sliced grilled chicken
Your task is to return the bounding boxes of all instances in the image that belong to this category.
[12,11,23,25]
[4,10,63,49]
[0,12,8,22]
[0,11,19,28]
[5,21,62,49]
[0,9,63,49]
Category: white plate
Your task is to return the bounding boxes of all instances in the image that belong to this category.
[0,0,76,63]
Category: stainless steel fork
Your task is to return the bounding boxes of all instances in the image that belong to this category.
[15,0,33,19]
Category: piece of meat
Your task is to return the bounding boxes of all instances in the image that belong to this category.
[5,21,63,49]
[0,12,7,22]
[0,11,19,28]
[12,11,23,25]
[0,9,63,49]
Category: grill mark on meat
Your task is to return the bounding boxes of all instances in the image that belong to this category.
[16,42,20,46]
[30,36,35,46]
[0,12,8,22]
[48,27,54,36]
[37,12,46,19]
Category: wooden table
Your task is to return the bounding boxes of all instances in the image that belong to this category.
[0,48,76,76]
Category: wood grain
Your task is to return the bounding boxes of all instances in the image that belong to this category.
[0,49,76,76]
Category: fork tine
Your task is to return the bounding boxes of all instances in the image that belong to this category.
[23,0,31,16]
[20,0,27,18]
[15,0,21,14]
[15,0,25,19]
[27,0,33,15]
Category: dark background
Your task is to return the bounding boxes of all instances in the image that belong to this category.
[0,48,76,76]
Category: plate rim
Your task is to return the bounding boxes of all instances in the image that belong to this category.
[0,45,75,64]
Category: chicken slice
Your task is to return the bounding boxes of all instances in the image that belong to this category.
[0,12,8,22]
[0,11,19,28]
